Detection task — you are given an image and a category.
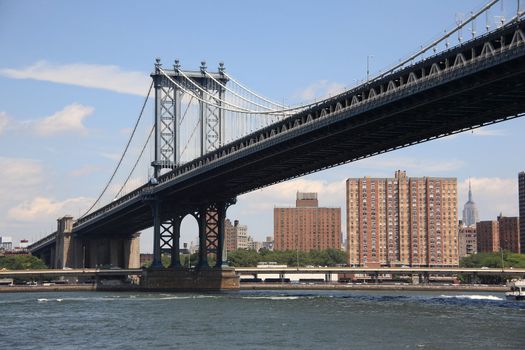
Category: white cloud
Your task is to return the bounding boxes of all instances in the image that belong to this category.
[27,103,94,136]
[69,164,102,177]
[470,128,506,137]
[100,152,121,161]
[8,196,92,222]
[293,80,346,101]
[236,178,345,217]
[0,112,9,135]
[354,155,464,173]
[458,177,518,220]
[0,157,44,197]
[0,61,149,96]
[109,177,145,197]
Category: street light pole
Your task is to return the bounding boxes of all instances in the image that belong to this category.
[500,247,505,270]
[367,55,374,82]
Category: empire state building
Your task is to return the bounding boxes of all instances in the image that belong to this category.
[462,180,479,227]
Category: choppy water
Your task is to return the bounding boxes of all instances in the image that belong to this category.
[0,290,523,349]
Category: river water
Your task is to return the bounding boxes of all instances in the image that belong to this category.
[0,289,523,349]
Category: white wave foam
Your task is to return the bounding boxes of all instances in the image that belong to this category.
[243,296,302,300]
[158,296,192,300]
[439,294,503,301]
[37,298,48,302]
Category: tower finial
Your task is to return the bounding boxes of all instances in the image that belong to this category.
[468,177,473,202]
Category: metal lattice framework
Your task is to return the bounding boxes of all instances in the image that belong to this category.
[43,0,524,270]
[151,60,229,177]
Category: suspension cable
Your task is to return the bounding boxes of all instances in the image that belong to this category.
[179,95,194,125]
[179,116,201,159]
[113,125,155,199]
[222,71,287,109]
[171,67,277,113]
[158,67,310,115]
[371,0,500,82]
[80,81,153,217]
[204,71,280,111]
[158,67,252,113]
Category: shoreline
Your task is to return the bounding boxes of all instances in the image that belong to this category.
[0,283,507,293]
[240,283,507,292]
[0,284,140,293]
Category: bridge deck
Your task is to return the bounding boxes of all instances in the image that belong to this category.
[70,19,525,236]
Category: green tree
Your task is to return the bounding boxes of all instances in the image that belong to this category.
[226,248,348,267]
[0,255,48,270]
[460,252,525,268]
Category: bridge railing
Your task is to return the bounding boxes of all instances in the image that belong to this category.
[28,231,57,251]
[74,19,525,229]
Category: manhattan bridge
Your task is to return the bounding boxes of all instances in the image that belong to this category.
[29,0,525,288]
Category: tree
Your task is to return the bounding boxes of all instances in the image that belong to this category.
[460,252,525,268]
[226,248,348,267]
[0,255,48,270]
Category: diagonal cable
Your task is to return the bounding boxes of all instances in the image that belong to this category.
[114,125,155,199]
[80,81,153,218]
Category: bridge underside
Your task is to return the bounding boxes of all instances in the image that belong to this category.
[75,51,525,237]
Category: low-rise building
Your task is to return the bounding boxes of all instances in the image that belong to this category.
[458,226,477,257]
[476,220,500,253]
[274,192,341,252]
[0,236,13,251]
[225,219,249,252]
[476,215,521,253]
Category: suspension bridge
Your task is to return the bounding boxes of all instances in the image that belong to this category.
[29,0,525,290]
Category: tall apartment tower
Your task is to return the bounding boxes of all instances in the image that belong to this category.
[347,170,458,267]
[458,226,477,257]
[462,180,479,227]
[518,171,525,254]
[274,192,341,252]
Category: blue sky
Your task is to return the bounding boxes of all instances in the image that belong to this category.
[0,0,523,251]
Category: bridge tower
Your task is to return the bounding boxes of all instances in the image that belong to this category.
[151,58,228,177]
[148,59,235,271]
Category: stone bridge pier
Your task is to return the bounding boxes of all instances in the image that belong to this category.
[53,216,140,269]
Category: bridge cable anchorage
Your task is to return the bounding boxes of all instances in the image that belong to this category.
[80,81,153,218]
[158,67,318,115]
[372,0,501,82]
[113,125,155,199]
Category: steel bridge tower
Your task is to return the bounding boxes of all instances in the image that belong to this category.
[148,59,235,270]
[151,58,227,177]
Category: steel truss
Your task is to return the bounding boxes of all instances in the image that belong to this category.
[149,198,235,270]
[152,59,227,178]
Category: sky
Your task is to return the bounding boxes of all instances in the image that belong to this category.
[0,0,524,252]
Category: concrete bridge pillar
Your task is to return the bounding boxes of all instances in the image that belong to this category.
[110,239,123,268]
[54,216,74,269]
[124,233,141,268]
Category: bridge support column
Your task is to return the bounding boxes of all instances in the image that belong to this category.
[215,201,226,268]
[195,198,236,269]
[197,205,210,269]
[151,200,163,269]
[169,215,183,269]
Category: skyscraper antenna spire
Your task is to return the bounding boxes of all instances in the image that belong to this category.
[468,177,473,202]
